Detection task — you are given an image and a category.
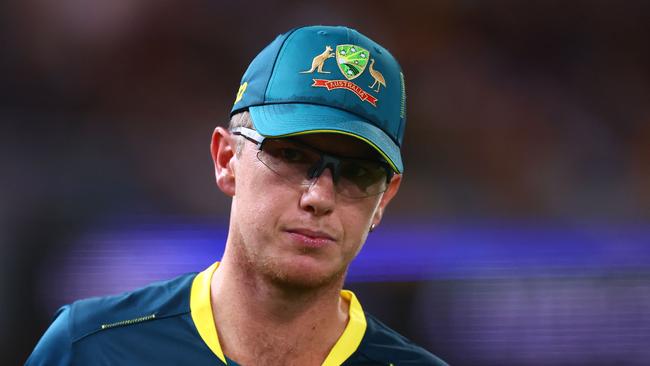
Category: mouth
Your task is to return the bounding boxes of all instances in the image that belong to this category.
[285,228,336,248]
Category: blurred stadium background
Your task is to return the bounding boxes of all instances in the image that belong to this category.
[3,1,650,365]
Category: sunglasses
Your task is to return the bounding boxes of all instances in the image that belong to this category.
[231,127,394,198]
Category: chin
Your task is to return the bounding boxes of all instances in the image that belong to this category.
[262,255,348,290]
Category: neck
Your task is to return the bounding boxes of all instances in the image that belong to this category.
[210,246,349,365]
[215,254,346,321]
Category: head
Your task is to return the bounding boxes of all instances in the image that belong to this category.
[211,26,406,290]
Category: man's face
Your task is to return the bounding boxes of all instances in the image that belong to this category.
[214,129,401,289]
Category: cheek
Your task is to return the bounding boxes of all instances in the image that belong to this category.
[233,160,296,232]
[339,198,380,254]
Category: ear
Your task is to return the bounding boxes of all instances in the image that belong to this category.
[371,174,402,228]
[210,126,237,197]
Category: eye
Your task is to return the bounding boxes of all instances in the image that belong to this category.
[343,163,369,178]
[279,148,306,163]
[341,161,388,192]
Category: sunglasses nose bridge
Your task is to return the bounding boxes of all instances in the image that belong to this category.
[307,155,341,183]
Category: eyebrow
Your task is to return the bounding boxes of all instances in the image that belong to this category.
[289,135,382,160]
[283,136,383,162]
[232,127,385,163]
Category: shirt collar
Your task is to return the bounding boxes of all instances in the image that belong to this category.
[189,261,367,365]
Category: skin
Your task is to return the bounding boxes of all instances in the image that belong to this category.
[209,126,402,366]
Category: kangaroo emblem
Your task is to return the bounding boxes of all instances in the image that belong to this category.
[300,46,335,74]
[368,59,386,93]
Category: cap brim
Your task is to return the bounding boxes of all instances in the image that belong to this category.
[249,103,403,173]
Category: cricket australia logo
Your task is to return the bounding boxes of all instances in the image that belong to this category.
[335,44,368,80]
[299,44,386,107]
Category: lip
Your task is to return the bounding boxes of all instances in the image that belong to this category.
[285,228,336,248]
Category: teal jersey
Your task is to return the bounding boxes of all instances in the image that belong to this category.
[27,262,447,366]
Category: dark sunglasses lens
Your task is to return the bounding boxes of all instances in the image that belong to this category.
[338,160,389,197]
[258,140,319,182]
[258,138,390,198]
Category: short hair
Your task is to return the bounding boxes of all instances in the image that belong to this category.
[228,110,253,130]
[228,110,253,156]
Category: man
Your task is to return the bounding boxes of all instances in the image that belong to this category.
[27,25,447,365]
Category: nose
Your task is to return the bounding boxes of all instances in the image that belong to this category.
[299,167,336,216]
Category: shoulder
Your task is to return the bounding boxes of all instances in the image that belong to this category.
[26,306,72,366]
[26,272,198,365]
[355,312,449,366]
[66,272,196,340]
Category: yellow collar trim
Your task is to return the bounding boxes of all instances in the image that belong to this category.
[190,262,367,366]
[321,289,368,366]
[190,261,226,364]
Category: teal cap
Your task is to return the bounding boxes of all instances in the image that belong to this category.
[231,25,406,173]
